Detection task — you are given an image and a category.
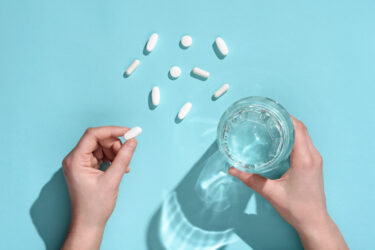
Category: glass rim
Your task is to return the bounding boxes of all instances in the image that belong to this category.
[217,96,295,174]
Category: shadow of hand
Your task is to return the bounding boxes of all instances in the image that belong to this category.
[30,168,71,250]
[235,194,303,250]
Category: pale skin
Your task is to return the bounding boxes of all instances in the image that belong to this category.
[229,117,348,250]
[62,119,348,250]
[62,126,137,250]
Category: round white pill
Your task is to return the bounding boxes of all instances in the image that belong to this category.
[124,126,142,140]
[181,35,192,48]
[170,66,181,79]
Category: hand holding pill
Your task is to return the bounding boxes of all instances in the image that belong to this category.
[62,126,138,249]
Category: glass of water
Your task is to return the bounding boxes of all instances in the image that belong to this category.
[217,96,294,179]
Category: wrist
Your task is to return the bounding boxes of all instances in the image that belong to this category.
[294,210,332,234]
[295,212,348,250]
[62,219,105,250]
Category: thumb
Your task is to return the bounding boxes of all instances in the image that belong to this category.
[229,167,276,200]
[104,139,137,184]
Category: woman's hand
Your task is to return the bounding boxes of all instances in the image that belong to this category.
[61,126,137,250]
[229,117,348,250]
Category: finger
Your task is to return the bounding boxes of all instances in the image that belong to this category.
[301,126,321,157]
[99,138,123,161]
[76,126,129,154]
[290,116,311,158]
[93,147,104,167]
[112,140,122,153]
[104,139,137,183]
[228,167,276,200]
[99,138,122,149]
[103,147,115,161]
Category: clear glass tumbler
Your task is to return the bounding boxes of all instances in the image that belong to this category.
[217,96,295,179]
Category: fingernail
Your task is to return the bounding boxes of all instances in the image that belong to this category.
[228,167,239,177]
[126,139,137,149]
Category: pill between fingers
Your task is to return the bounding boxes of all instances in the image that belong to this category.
[124,127,142,140]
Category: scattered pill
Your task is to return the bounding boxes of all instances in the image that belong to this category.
[151,86,160,106]
[124,126,142,140]
[170,66,181,79]
[125,59,140,76]
[192,67,210,79]
[214,84,230,99]
[178,102,192,120]
[215,37,229,56]
[146,33,159,52]
[180,35,192,48]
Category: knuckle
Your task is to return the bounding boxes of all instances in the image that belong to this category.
[295,120,307,131]
[84,127,95,135]
[314,153,323,166]
[302,156,314,167]
[126,139,137,150]
[62,156,71,169]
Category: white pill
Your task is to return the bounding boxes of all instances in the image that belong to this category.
[178,102,192,120]
[125,59,140,76]
[181,35,192,48]
[170,66,181,78]
[214,84,230,99]
[192,67,210,79]
[151,86,160,106]
[146,33,159,52]
[215,37,229,56]
[124,126,142,140]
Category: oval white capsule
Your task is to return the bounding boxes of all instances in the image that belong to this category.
[215,37,229,56]
[181,35,192,48]
[214,83,230,99]
[125,59,140,76]
[192,67,210,79]
[178,102,192,120]
[146,33,159,52]
[170,66,181,79]
[151,86,160,106]
[124,126,142,140]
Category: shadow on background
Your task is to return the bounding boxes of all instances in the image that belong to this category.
[146,141,303,250]
[30,168,71,250]
[212,42,226,60]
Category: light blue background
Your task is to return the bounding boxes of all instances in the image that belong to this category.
[1,0,374,249]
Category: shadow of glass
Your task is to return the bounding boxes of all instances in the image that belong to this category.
[146,141,303,250]
[30,168,71,250]
[146,142,250,250]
